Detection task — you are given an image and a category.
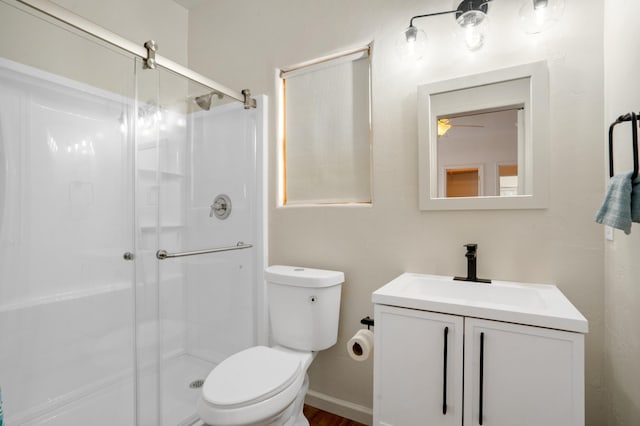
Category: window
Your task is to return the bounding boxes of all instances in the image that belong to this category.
[280,47,371,205]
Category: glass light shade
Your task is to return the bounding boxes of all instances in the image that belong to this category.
[519,0,565,34]
[456,10,488,51]
[397,25,427,60]
[456,8,487,28]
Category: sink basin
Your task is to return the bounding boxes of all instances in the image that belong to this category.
[372,273,588,333]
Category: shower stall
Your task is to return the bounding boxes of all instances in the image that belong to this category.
[0,1,267,425]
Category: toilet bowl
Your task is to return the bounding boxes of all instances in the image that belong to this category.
[197,266,344,426]
[197,346,314,426]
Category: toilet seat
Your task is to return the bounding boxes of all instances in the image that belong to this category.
[198,346,306,425]
[203,346,302,408]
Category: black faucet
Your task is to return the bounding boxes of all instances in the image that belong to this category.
[454,243,491,283]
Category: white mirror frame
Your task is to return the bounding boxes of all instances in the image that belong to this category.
[418,61,549,210]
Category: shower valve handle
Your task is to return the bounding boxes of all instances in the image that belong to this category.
[210,194,232,219]
[210,199,226,216]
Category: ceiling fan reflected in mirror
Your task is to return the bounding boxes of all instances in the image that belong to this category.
[437,118,484,136]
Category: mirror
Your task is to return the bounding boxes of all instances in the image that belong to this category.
[418,62,549,210]
[437,107,522,198]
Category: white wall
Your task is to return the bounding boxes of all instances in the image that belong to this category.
[603,0,640,424]
[0,0,188,112]
[187,1,605,424]
[51,0,189,66]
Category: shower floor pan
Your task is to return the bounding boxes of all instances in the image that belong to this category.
[16,354,214,426]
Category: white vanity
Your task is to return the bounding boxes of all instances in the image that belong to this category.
[372,273,588,426]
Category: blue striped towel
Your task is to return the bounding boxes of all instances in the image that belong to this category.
[595,171,640,234]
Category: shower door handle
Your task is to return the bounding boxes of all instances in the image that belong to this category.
[123,252,135,261]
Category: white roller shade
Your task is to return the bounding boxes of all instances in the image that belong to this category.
[283,49,371,204]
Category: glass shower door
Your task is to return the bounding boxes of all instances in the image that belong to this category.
[135,62,260,426]
[0,1,137,425]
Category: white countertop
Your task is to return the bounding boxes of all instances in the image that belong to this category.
[372,273,588,333]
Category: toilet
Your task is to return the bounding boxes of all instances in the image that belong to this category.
[197,265,344,426]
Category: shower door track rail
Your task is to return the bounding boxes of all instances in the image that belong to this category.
[156,242,253,260]
[15,0,251,106]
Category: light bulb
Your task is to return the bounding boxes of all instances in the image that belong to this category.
[519,0,564,34]
[464,24,484,51]
[405,25,418,43]
[396,25,427,60]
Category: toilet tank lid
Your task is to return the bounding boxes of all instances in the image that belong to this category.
[265,265,344,288]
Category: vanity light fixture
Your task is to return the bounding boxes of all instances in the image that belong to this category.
[403,0,492,53]
[403,0,563,54]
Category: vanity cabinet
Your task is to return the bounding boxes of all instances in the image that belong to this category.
[463,318,584,426]
[373,305,464,426]
[373,304,585,426]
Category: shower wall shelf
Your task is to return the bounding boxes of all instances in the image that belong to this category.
[138,169,185,178]
[139,224,184,231]
[0,281,132,313]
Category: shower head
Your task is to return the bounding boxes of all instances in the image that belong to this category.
[194,91,224,111]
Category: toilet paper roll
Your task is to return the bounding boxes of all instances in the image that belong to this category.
[347,329,374,362]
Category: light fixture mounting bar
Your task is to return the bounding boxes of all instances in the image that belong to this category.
[409,9,457,27]
[408,0,494,27]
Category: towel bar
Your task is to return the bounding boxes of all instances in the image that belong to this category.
[156,242,252,260]
[609,111,639,180]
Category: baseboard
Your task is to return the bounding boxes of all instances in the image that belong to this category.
[305,389,373,425]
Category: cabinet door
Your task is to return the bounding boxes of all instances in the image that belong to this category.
[463,318,584,426]
[373,304,463,426]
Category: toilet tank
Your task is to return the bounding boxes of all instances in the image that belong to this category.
[265,265,344,351]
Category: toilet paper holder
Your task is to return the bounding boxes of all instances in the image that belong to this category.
[348,320,375,362]
[360,316,374,330]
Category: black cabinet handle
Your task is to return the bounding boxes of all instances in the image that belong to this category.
[479,332,485,425]
[443,326,449,415]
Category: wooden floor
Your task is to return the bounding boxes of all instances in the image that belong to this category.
[303,405,367,426]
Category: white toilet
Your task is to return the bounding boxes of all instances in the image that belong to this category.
[197,265,344,426]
